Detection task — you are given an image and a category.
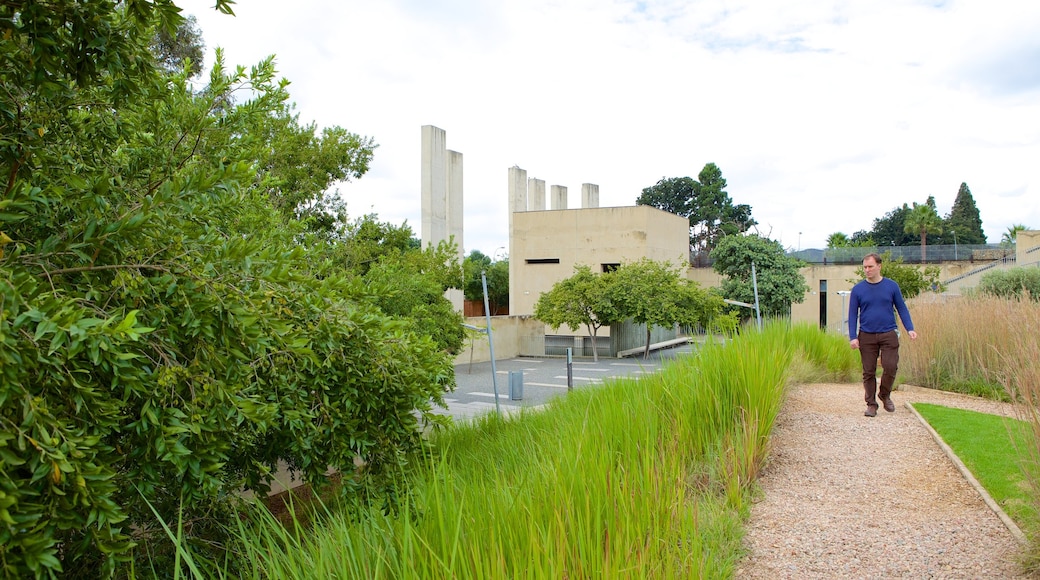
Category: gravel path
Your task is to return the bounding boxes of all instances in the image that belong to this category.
[736,383,1030,579]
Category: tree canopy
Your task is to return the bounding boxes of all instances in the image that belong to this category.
[462,250,508,312]
[710,234,808,318]
[0,1,463,575]
[636,163,756,255]
[903,196,943,263]
[608,259,732,357]
[936,182,986,246]
[533,264,618,361]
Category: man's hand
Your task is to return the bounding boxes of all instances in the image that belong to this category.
[908,330,918,340]
[850,339,859,349]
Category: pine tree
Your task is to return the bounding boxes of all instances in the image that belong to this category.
[942,182,987,245]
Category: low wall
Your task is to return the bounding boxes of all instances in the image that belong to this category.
[454,315,545,365]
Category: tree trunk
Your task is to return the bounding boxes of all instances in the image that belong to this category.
[587,325,599,363]
[644,326,651,359]
[920,232,927,264]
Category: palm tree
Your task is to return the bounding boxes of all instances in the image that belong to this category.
[903,198,943,263]
[826,232,849,248]
[1001,224,1029,248]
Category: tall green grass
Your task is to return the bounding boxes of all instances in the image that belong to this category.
[172,323,858,578]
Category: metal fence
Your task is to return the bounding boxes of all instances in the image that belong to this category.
[694,244,1014,266]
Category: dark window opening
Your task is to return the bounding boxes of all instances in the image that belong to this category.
[819,280,828,329]
[525,258,561,264]
[601,263,620,272]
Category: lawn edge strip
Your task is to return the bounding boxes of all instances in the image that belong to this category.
[905,401,1028,546]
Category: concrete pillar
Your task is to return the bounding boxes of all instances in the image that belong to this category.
[508,166,527,316]
[550,185,568,210]
[581,183,599,208]
[446,150,464,311]
[421,125,447,249]
[528,178,546,211]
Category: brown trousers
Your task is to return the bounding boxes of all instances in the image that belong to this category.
[858,330,900,408]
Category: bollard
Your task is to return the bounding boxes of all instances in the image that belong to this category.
[566,347,573,391]
[509,370,524,400]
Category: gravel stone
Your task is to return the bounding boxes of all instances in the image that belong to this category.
[736,383,1030,579]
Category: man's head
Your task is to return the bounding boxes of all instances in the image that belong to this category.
[862,253,882,282]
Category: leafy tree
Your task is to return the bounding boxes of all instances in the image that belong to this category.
[865,204,917,247]
[0,1,459,575]
[903,196,943,263]
[849,230,875,246]
[710,234,809,318]
[356,239,466,354]
[150,13,205,77]
[939,182,986,245]
[608,259,730,357]
[462,251,508,313]
[636,163,756,255]
[463,250,492,301]
[848,252,943,298]
[485,258,509,312]
[533,265,618,361]
[1001,224,1029,248]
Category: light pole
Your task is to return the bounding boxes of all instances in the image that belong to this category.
[798,232,802,252]
[952,229,958,260]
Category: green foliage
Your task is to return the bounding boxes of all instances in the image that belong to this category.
[978,267,1040,301]
[636,163,756,254]
[856,204,916,247]
[609,259,731,356]
[1002,224,1030,248]
[461,250,508,311]
[462,250,492,301]
[936,182,986,246]
[847,251,944,299]
[150,14,205,78]
[904,196,943,261]
[533,265,617,360]
[0,1,459,576]
[826,232,849,248]
[710,234,809,318]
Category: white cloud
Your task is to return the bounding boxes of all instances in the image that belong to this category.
[183,0,1040,253]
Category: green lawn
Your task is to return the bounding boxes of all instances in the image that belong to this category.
[913,403,1039,533]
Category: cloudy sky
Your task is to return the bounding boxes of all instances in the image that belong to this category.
[183,0,1040,255]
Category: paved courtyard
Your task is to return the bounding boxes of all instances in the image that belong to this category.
[438,343,696,423]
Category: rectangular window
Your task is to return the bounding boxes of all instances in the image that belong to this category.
[601,263,620,272]
[525,258,560,264]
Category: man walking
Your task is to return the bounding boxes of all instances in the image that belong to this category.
[848,253,918,417]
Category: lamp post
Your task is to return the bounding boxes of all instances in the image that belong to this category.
[952,229,958,261]
[798,232,802,252]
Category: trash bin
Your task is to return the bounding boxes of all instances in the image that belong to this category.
[509,370,523,400]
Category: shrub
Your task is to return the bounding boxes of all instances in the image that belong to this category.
[978,267,1040,301]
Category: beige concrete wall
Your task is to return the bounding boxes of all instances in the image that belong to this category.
[510,205,689,316]
[1018,230,1040,265]
[454,315,545,365]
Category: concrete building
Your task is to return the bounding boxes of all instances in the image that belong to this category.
[510,205,691,316]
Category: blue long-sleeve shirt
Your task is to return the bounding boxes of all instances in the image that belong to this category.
[848,277,914,340]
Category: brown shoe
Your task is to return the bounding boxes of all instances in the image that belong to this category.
[864,406,877,417]
[882,397,895,413]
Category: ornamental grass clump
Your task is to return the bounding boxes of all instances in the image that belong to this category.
[220,322,855,578]
[901,295,1016,398]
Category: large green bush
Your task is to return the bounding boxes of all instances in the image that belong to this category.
[1,2,459,576]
